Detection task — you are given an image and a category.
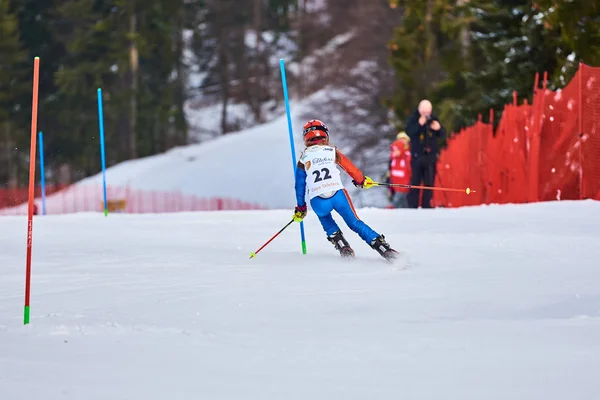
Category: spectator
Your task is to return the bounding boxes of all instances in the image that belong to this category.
[388,131,412,208]
[405,99,446,208]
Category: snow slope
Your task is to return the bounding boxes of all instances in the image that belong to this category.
[69,94,367,210]
[62,90,387,211]
[77,110,306,210]
[1,92,388,216]
[1,200,600,399]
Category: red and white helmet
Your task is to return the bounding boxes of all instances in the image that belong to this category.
[302,119,329,146]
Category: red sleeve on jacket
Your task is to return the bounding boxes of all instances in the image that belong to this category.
[336,149,364,183]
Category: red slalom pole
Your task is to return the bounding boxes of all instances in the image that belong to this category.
[371,181,474,194]
[250,219,295,259]
[24,57,40,325]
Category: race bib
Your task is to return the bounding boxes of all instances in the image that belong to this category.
[300,146,344,199]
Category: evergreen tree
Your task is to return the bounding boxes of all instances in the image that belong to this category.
[136,0,191,154]
[387,0,469,132]
[52,0,131,177]
[10,0,72,183]
[386,0,570,133]
[534,0,600,86]
[0,0,28,186]
[51,0,194,177]
[455,0,564,127]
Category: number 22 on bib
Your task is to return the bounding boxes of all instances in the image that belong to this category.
[300,146,344,199]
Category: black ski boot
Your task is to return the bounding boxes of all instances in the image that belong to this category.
[370,235,397,261]
[327,230,355,258]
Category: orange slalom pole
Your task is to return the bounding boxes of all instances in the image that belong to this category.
[371,181,474,194]
[24,57,40,325]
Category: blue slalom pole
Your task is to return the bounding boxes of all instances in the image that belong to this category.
[97,88,108,216]
[279,59,307,255]
[38,131,46,215]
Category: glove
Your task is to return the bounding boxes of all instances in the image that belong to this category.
[352,176,375,189]
[293,204,307,222]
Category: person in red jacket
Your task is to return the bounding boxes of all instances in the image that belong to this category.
[388,131,412,208]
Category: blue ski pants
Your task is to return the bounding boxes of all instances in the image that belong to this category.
[310,189,379,244]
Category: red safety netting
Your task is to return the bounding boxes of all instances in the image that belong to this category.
[0,184,266,216]
[580,64,600,200]
[435,62,600,207]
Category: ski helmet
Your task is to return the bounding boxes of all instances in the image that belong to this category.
[302,119,329,145]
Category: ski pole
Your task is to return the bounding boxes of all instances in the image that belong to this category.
[250,219,295,259]
[370,181,474,194]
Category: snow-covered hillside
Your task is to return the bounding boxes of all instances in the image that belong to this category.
[78,108,305,209]
[177,25,396,209]
[0,93,388,216]
[23,26,395,212]
[54,92,388,210]
[1,200,600,399]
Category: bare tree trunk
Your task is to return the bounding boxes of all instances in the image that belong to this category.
[3,121,9,185]
[297,0,308,98]
[252,0,269,123]
[212,0,231,135]
[238,25,253,122]
[457,0,470,59]
[251,0,263,123]
[215,2,230,134]
[4,120,17,188]
[425,0,434,62]
[174,5,187,145]
[129,4,138,158]
[220,71,230,134]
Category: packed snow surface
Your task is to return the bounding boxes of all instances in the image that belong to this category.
[1,200,600,399]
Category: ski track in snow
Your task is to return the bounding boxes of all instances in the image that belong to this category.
[1,200,600,399]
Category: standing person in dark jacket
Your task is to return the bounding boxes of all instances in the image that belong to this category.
[405,99,446,208]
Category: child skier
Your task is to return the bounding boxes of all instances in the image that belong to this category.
[292,119,398,261]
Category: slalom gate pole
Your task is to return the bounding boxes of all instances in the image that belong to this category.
[279,59,307,255]
[38,131,46,215]
[97,88,108,216]
[370,181,474,194]
[24,57,40,325]
[250,219,295,259]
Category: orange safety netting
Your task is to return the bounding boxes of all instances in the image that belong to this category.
[434,62,600,207]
